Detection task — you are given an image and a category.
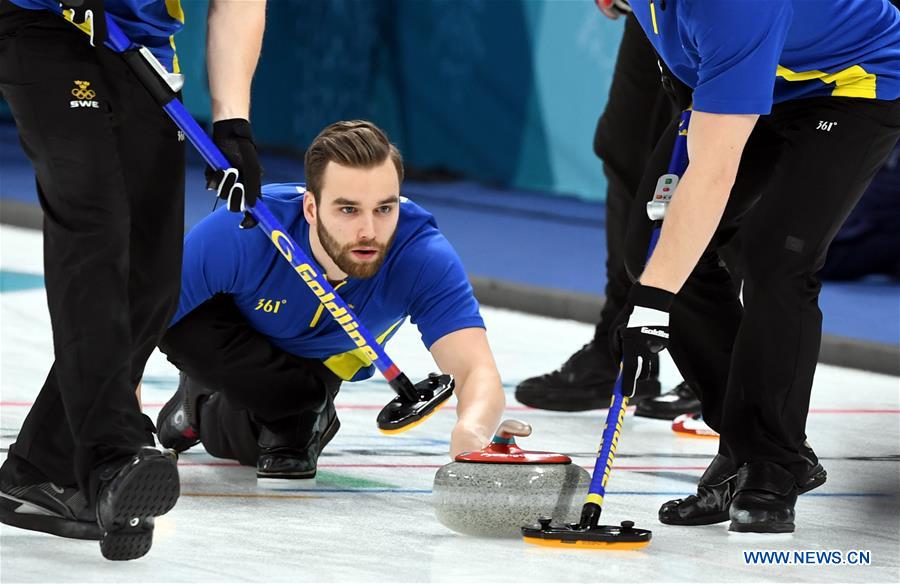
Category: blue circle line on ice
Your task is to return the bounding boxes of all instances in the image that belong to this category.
[265,488,894,497]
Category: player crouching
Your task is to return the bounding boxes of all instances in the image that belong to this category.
[155,120,505,478]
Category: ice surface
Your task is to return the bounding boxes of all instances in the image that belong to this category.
[1,225,898,582]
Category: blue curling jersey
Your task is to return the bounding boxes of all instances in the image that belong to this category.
[173,183,485,382]
[630,0,900,114]
[9,0,184,72]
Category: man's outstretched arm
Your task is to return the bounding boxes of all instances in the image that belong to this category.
[429,328,505,458]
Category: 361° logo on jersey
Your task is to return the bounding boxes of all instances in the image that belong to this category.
[70,80,99,109]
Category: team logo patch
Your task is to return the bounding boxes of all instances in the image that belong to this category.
[70,80,99,109]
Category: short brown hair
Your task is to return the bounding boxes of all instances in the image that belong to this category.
[304,120,404,202]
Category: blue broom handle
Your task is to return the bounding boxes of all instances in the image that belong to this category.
[646,110,692,261]
[62,9,406,385]
[584,109,692,511]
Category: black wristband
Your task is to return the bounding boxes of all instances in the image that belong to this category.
[628,283,675,312]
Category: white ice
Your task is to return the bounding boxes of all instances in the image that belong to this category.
[1,224,898,583]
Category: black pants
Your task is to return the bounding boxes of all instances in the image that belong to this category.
[625,96,900,481]
[591,14,680,348]
[0,4,185,499]
[159,296,342,466]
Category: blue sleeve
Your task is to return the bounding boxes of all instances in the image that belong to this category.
[688,0,792,114]
[169,209,246,326]
[406,235,485,349]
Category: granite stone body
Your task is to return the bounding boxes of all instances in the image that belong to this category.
[433,461,591,538]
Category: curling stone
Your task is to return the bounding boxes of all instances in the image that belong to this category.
[432,420,590,538]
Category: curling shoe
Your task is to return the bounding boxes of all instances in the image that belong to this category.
[257,401,340,480]
[798,441,827,492]
[516,341,660,411]
[660,443,827,526]
[729,461,797,533]
[0,457,101,540]
[96,448,180,560]
[635,381,701,420]
[659,453,736,525]
[156,372,214,453]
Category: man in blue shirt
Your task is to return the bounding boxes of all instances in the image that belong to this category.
[0,0,266,560]
[155,121,505,480]
[614,0,900,533]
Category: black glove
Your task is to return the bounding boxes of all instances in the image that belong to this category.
[207,118,261,228]
[61,0,107,46]
[610,283,675,398]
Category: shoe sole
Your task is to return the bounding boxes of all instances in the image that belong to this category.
[257,469,316,480]
[634,409,690,422]
[516,379,660,412]
[320,415,341,450]
[256,416,342,481]
[729,521,795,533]
[514,393,610,412]
[516,393,655,413]
[635,404,701,420]
[659,510,729,526]
[799,465,826,494]
[0,496,102,540]
[99,455,180,561]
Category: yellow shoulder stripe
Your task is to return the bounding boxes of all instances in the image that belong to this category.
[777,64,876,99]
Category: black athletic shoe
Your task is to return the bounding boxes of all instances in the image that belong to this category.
[798,440,827,492]
[156,372,214,453]
[515,341,661,411]
[95,448,180,561]
[659,453,736,525]
[635,381,701,420]
[257,401,341,480]
[659,442,827,526]
[729,461,798,533]
[0,474,101,540]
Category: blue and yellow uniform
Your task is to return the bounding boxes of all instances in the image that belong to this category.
[630,0,900,114]
[622,1,900,528]
[174,183,485,382]
[8,0,184,71]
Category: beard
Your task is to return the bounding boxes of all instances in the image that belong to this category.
[316,215,396,279]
